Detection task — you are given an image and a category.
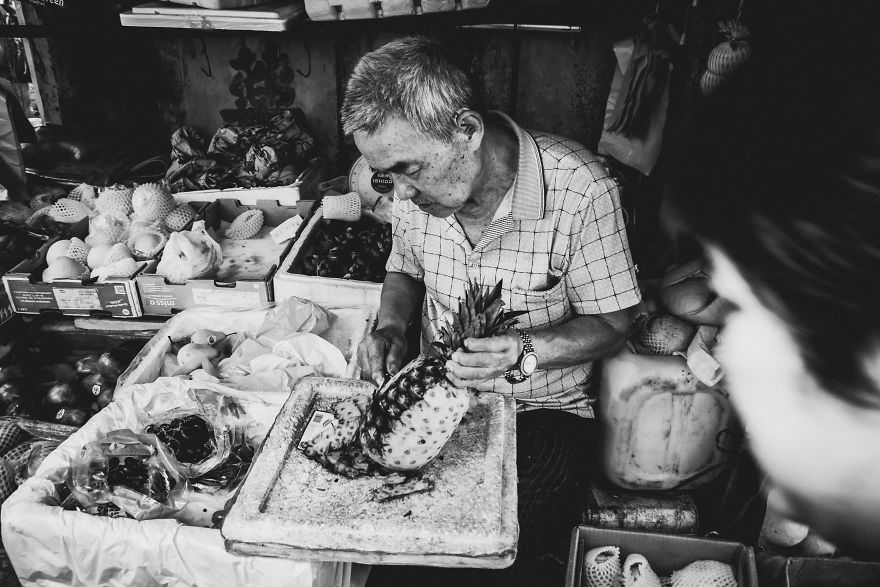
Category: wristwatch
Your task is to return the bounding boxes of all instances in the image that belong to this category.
[504,328,538,384]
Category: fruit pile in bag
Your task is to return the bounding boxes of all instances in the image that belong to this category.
[58,429,185,520]
[54,389,256,521]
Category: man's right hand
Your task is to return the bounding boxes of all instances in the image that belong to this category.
[357,326,408,385]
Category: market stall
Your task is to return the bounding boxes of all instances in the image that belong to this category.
[0,0,875,586]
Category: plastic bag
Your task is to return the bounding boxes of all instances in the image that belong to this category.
[141,388,240,479]
[64,429,186,521]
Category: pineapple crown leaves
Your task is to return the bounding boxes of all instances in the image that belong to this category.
[719,20,751,44]
[430,280,525,359]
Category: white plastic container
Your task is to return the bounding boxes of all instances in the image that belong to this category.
[599,347,737,491]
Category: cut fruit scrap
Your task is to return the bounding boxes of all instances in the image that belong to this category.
[132,182,177,222]
[86,213,130,247]
[224,209,264,239]
[127,222,169,260]
[47,198,91,224]
[669,560,737,587]
[583,546,622,587]
[91,257,140,281]
[623,554,662,587]
[370,475,435,502]
[360,279,521,472]
[164,204,197,232]
[95,185,134,219]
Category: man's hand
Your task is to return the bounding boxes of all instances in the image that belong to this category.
[357,326,408,385]
[445,331,522,391]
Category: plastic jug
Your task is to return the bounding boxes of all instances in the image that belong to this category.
[599,347,737,491]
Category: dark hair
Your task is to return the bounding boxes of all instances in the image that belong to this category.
[666,4,880,405]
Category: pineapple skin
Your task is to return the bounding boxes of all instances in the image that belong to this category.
[360,355,470,471]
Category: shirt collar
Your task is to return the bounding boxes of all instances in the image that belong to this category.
[488,110,545,220]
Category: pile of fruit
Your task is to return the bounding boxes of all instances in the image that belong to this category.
[0,341,143,428]
[145,415,215,464]
[296,218,392,282]
[32,181,201,283]
[106,455,174,505]
[0,421,60,504]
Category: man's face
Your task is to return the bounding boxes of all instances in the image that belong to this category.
[708,246,880,550]
[353,117,477,218]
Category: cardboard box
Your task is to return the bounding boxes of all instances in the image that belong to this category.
[566,526,758,587]
[2,219,153,318]
[136,198,301,315]
[273,207,386,309]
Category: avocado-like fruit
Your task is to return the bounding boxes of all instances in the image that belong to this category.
[0,365,24,385]
[0,382,22,406]
[93,387,114,410]
[55,407,90,427]
[44,381,81,409]
[5,400,32,418]
[81,372,113,398]
[75,354,103,377]
[98,347,136,379]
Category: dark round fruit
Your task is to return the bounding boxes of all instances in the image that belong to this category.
[44,381,81,409]
[75,354,103,377]
[0,382,22,407]
[0,365,24,386]
[81,372,114,398]
[98,346,137,380]
[55,407,90,427]
[94,387,113,410]
[5,400,32,418]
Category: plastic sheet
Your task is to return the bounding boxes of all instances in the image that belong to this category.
[1,376,361,587]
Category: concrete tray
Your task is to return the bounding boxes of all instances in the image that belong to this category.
[223,377,519,568]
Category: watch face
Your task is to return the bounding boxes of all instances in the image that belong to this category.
[521,352,538,375]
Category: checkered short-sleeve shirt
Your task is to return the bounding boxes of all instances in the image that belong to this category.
[386,112,641,417]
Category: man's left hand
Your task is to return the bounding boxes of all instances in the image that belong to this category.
[445,331,522,391]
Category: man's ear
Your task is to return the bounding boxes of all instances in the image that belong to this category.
[453,109,484,152]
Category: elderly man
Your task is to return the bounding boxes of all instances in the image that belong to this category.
[344,36,640,583]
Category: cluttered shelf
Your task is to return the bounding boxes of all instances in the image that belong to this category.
[117,0,587,33]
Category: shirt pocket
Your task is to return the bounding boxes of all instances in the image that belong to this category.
[507,279,570,330]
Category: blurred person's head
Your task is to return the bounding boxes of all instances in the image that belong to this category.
[666,3,880,553]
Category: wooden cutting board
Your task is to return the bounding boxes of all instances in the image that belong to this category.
[222,377,519,568]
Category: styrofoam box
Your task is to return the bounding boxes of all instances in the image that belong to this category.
[166,0,275,10]
[172,184,306,207]
[304,0,490,20]
[273,207,384,310]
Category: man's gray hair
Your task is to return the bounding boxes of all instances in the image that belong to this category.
[341,36,479,143]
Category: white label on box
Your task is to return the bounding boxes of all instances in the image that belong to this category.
[52,288,101,310]
[270,215,303,244]
[297,410,337,450]
[191,288,260,307]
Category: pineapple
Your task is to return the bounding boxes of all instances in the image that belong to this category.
[360,279,520,472]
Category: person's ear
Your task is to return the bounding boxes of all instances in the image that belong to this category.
[453,109,484,152]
